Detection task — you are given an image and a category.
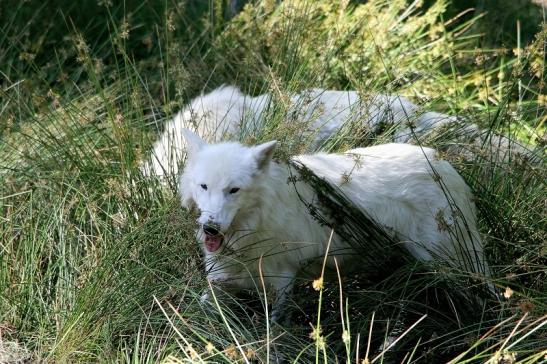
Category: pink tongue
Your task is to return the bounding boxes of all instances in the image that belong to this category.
[204,234,223,252]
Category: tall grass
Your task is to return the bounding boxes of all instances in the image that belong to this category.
[1,0,545,362]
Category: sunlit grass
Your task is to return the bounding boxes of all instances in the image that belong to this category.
[0,0,545,362]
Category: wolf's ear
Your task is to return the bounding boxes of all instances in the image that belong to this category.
[181,128,206,160]
[253,140,277,170]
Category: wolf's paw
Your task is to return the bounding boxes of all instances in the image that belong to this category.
[270,305,292,325]
[200,290,211,303]
[270,309,281,323]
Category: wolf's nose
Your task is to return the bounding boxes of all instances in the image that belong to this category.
[203,223,220,236]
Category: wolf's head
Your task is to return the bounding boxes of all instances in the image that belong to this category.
[179,129,277,253]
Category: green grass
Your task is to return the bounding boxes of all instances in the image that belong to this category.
[1,0,546,362]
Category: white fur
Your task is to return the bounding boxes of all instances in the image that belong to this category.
[143,86,251,178]
[179,130,489,320]
[144,86,459,179]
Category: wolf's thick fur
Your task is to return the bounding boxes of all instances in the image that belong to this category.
[179,129,489,319]
[146,86,462,179]
[146,86,531,180]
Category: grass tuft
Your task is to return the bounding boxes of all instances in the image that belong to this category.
[1,0,545,362]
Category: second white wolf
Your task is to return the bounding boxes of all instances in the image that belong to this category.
[146,86,464,179]
[179,129,490,320]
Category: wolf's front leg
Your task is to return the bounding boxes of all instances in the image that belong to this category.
[200,281,226,303]
[201,253,242,303]
[269,270,297,323]
[200,279,244,303]
[201,268,255,305]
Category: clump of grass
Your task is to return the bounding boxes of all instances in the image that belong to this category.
[0,0,545,362]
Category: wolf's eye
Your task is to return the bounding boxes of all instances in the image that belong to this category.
[200,184,208,190]
[229,187,240,194]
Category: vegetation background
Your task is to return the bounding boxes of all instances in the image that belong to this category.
[0,0,545,362]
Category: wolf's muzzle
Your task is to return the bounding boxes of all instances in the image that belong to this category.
[203,223,221,236]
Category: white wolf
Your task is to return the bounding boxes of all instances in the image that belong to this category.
[145,85,530,181]
[179,128,489,320]
[146,86,463,179]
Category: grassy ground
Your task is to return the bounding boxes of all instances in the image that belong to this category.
[1,0,546,362]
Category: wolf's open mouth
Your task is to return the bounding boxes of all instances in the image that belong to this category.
[204,233,223,252]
